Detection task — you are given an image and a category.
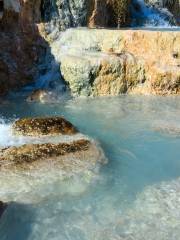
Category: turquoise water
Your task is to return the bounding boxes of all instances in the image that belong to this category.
[0,95,180,240]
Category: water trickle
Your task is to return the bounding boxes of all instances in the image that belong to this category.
[131,0,176,26]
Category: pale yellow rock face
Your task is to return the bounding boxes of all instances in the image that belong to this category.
[113,30,180,95]
[52,28,180,96]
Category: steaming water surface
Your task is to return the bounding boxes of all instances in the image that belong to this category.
[0,95,180,240]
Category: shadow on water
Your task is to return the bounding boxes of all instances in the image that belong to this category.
[0,202,36,240]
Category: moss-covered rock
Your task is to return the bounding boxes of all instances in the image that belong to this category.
[12,117,78,136]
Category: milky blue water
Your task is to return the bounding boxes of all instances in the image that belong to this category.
[0,95,180,240]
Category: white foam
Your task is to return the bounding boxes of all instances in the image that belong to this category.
[0,119,90,147]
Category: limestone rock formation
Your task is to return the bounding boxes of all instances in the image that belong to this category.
[0,0,132,96]
[52,28,180,96]
[41,0,88,30]
[60,50,145,96]
[153,123,180,136]
[12,117,78,136]
[0,0,179,96]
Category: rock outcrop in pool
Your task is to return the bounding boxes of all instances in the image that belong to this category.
[0,116,107,202]
[12,117,78,136]
[0,139,103,172]
[49,28,180,96]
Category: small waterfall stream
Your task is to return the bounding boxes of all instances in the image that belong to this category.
[131,0,177,26]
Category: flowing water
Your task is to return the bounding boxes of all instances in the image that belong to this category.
[131,0,177,27]
[0,95,180,240]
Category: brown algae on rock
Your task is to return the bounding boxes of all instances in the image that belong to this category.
[0,116,107,202]
[0,139,91,170]
[12,117,78,136]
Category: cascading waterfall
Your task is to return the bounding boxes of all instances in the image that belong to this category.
[21,39,67,101]
[35,49,64,91]
[131,0,177,26]
[40,0,178,36]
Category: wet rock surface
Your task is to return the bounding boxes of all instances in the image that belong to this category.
[12,117,78,136]
[26,89,67,103]
[88,0,130,28]
[52,28,180,96]
[41,0,130,33]
[0,0,47,96]
[0,116,107,202]
[26,89,50,103]
[60,51,145,96]
[0,139,94,171]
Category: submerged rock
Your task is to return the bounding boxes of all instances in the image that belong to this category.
[0,201,7,217]
[12,117,78,136]
[61,177,180,240]
[154,124,180,136]
[0,139,106,172]
[26,89,50,103]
